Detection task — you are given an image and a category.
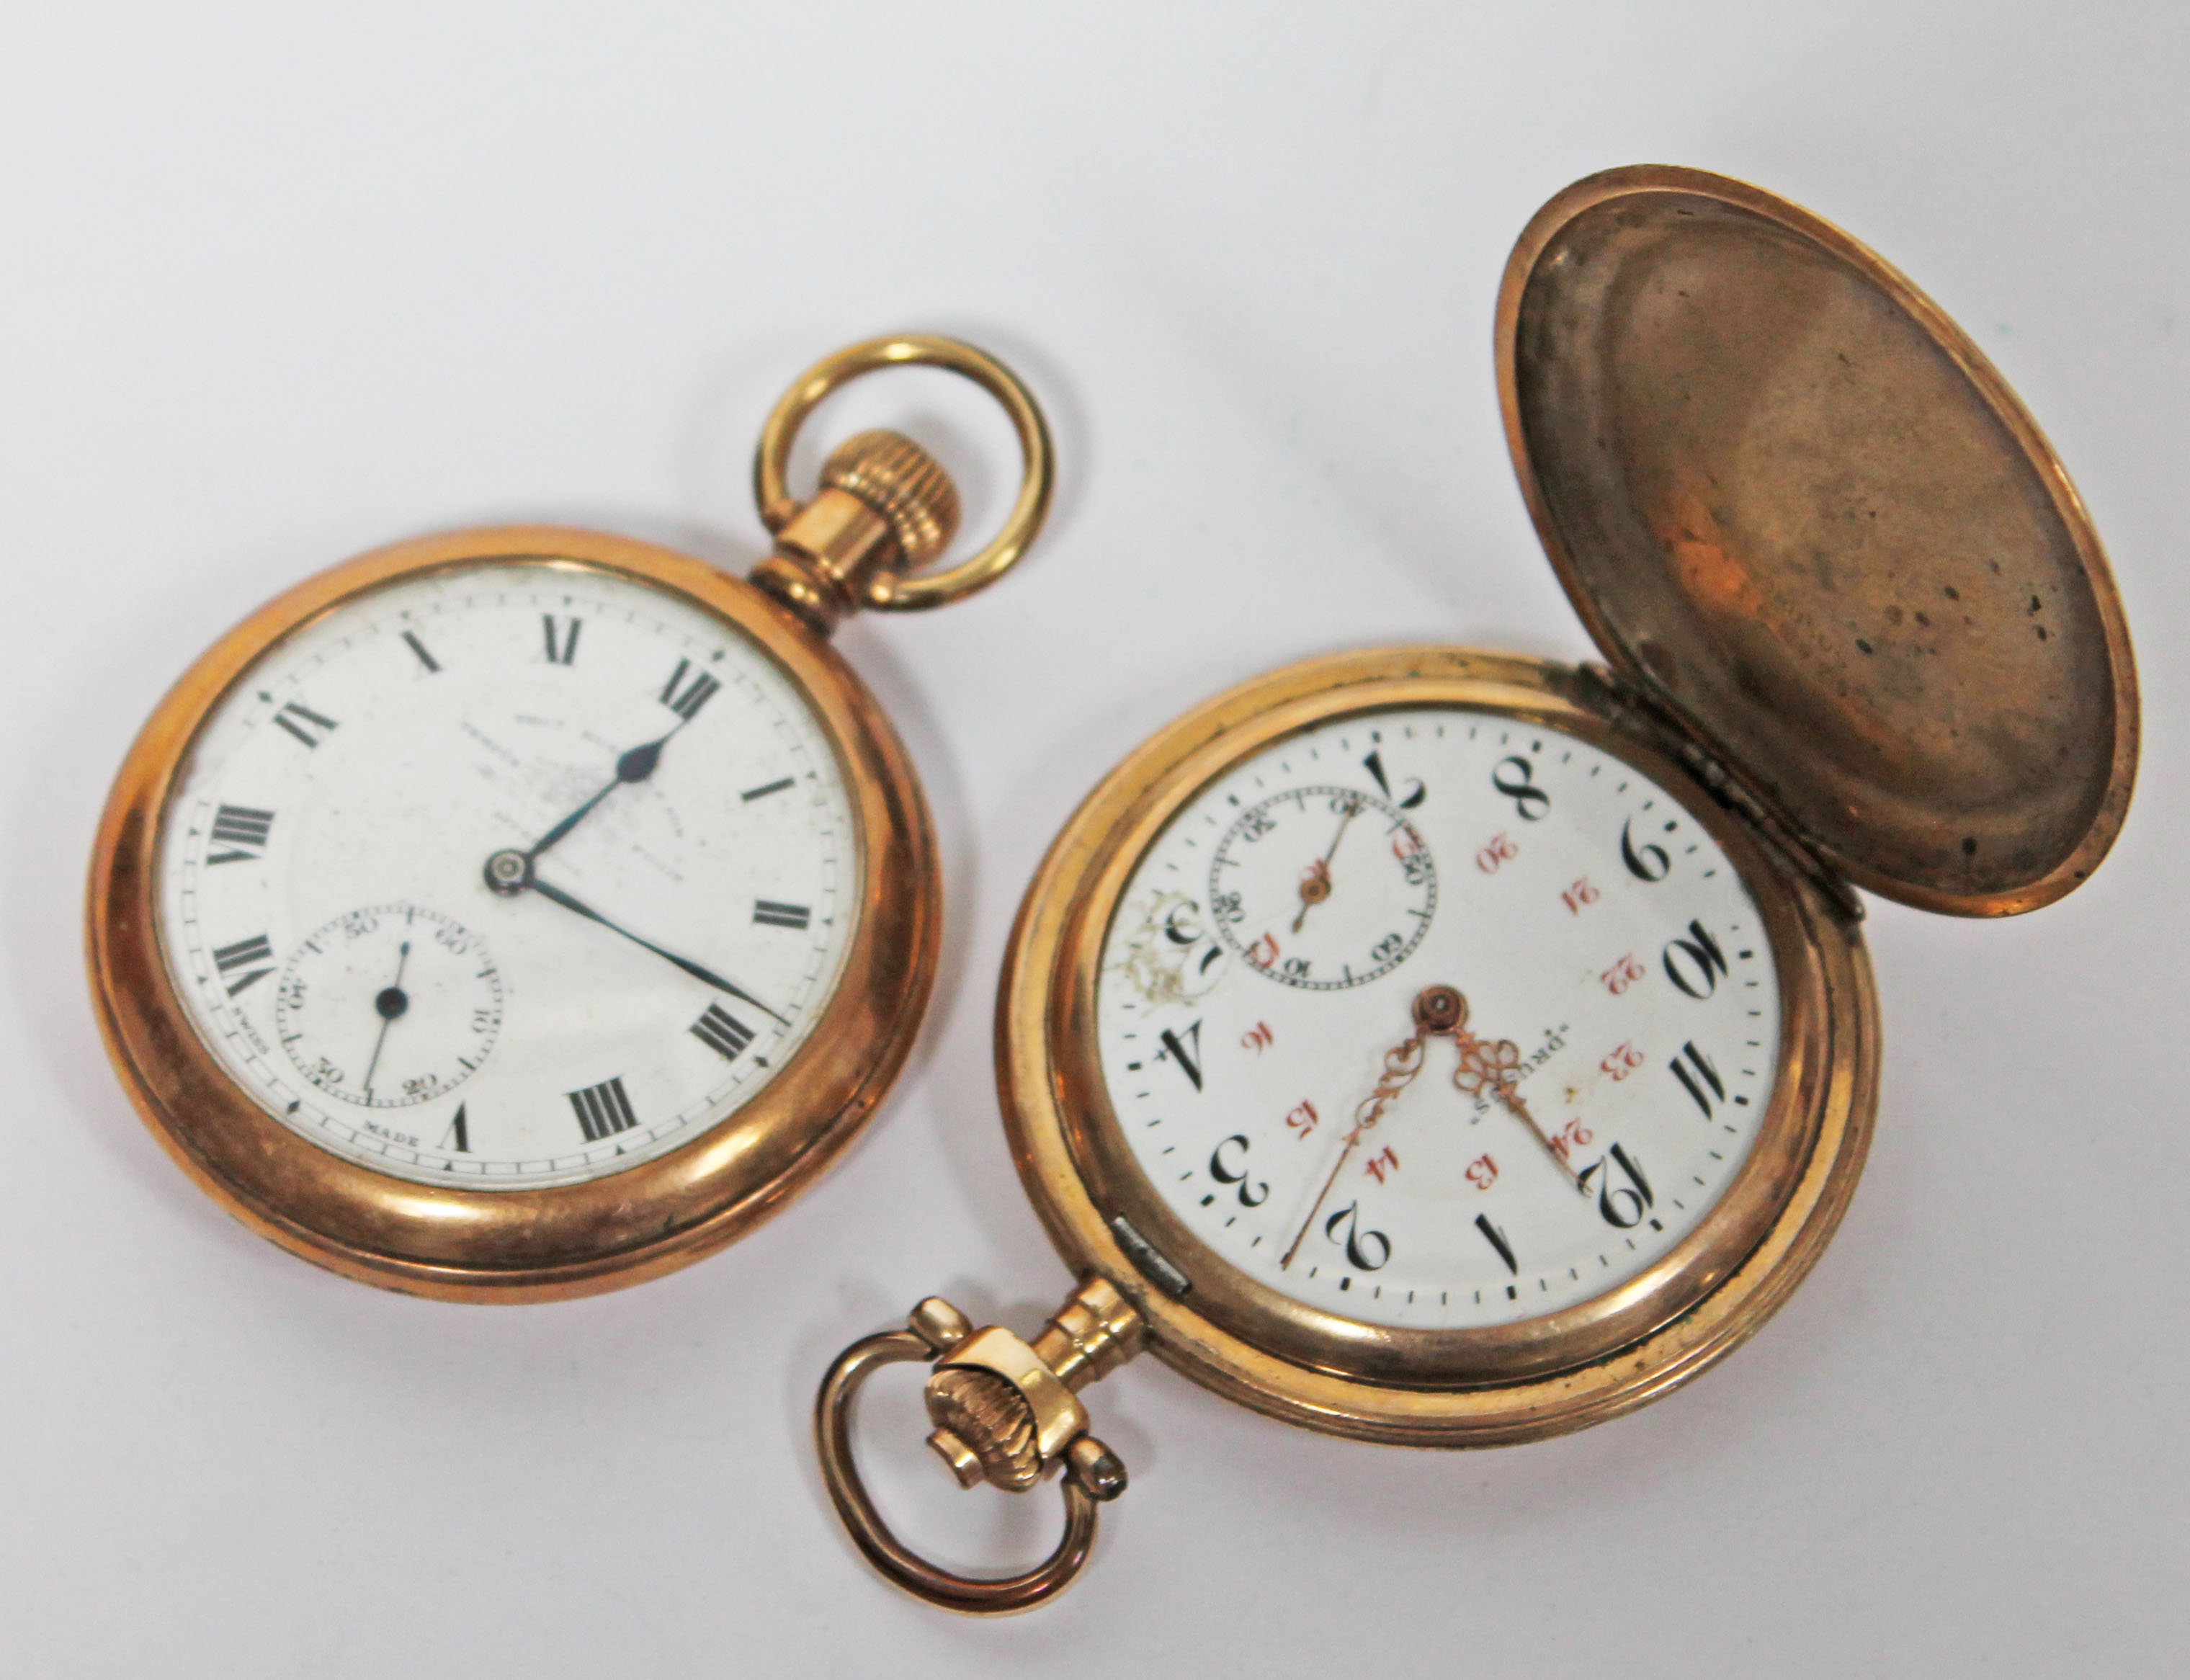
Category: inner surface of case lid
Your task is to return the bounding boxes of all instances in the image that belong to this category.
[1498,166,2137,916]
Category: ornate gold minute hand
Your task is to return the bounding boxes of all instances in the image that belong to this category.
[1292,793,1362,934]
[1451,1022,1583,1190]
[1281,985,1464,1270]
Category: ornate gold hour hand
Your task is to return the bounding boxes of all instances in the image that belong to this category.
[1281,985,1461,1269]
[1291,794,1362,934]
[1451,1024,1583,1190]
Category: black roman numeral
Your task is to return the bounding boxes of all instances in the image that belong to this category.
[542,615,582,665]
[752,900,810,930]
[691,1002,756,1062]
[1157,1022,1204,1092]
[272,700,338,749]
[206,804,274,864]
[212,934,274,998]
[401,630,442,673]
[661,658,721,721]
[1671,1040,1726,1117]
[1475,1212,1519,1275]
[741,777,795,802]
[568,1076,637,1143]
[441,1104,470,1153]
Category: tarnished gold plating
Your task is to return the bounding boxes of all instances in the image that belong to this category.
[88,527,939,1301]
[999,647,1877,1441]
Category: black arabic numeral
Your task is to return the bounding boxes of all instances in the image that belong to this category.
[1157,1022,1204,1091]
[1325,1201,1391,1272]
[1671,1040,1725,1117]
[1576,1141,1655,1228]
[1663,919,1730,998]
[1490,756,1550,821]
[1362,749,1426,808]
[1620,816,1671,883]
[1475,1212,1519,1274]
[1207,1135,1270,1207]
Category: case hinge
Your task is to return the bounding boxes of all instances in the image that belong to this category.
[1573,663,1864,924]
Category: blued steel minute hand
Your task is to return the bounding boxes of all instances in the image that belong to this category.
[522,871,789,1027]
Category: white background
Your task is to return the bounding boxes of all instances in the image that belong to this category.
[3,5,2182,1675]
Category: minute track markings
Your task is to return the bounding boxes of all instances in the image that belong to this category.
[151,566,858,1191]
[205,804,274,864]
[1095,702,1781,1335]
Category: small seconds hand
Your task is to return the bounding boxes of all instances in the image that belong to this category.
[359,939,412,1100]
[1292,794,1362,934]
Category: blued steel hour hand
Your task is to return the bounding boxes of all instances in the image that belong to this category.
[520,723,684,867]
[483,848,789,1027]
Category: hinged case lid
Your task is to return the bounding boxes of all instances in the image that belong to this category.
[1497,165,2138,916]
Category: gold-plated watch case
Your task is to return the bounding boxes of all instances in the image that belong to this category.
[1503,166,2137,916]
[1007,648,1868,1432]
[86,336,1053,1303]
[813,166,2137,1612]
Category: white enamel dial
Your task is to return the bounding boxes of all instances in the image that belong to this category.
[1095,707,1782,1331]
[157,560,859,1189]
[274,903,504,1109]
[1207,787,1435,988]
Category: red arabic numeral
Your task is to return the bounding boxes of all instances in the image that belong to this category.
[1548,1118,1593,1163]
[1475,830,1519,875]
[1601,953,1645,996]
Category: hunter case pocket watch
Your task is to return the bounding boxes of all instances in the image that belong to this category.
[815,167,2139,1611]
[87,336,1052,1301]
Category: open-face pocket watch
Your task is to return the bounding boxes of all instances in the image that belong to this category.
[814,167,2140,1612]
[87,336,1052,1301]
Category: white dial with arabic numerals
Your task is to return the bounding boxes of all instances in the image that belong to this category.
[1095,706,1782,1331]
[158,560,858,1189]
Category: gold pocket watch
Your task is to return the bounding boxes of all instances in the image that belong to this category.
[87,336,1052,1302]
[814,167,2139,1612]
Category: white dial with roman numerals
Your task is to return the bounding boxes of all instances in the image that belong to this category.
[1095,705,1781,1330]
[157,560,858,1189]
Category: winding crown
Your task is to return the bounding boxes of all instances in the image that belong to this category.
[749,428,962,635]
[821,430,961,571]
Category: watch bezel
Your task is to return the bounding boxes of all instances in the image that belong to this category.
[998,646,1878,1444]
[88,525,939,1302]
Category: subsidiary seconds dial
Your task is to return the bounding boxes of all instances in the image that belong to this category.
[274,903,503,1109]
[158,560,859,1189]
[1099,704,1782,1333]
[1210,786,1435,989]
